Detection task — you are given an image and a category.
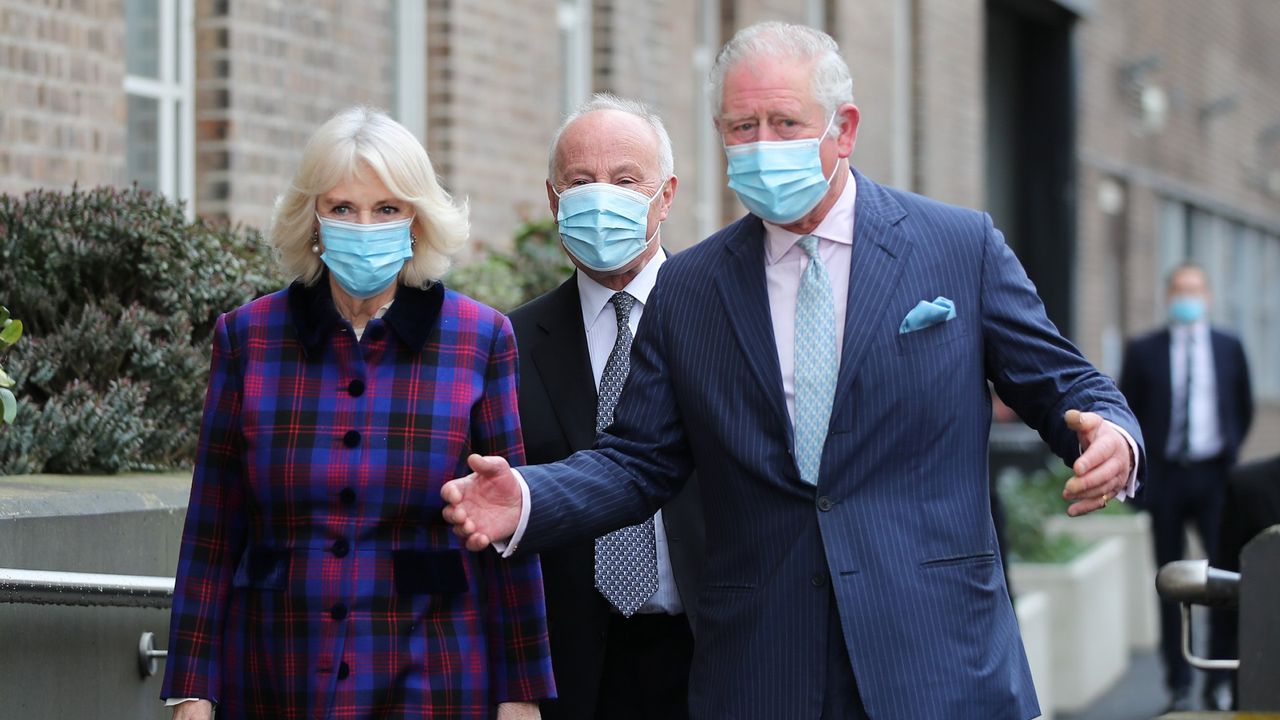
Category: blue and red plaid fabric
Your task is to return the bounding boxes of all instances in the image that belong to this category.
[161,277,554,718]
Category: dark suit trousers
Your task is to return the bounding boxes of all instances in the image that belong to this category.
[1150,458,1228,691]
[822,587,869,719]
[594,612,694,720]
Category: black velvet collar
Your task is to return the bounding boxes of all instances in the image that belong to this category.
[286,271,445,357]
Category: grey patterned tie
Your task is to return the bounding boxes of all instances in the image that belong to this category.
[593,291,659,616]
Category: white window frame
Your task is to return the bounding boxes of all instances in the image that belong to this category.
[558,0,592,118]
[394,0,428,143]
[124,0,195,216]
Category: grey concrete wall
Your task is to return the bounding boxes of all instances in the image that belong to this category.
[0,473,189,720]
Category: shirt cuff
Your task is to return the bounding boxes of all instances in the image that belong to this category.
[1104,420,1141,501]
[164,698,202,706]
[491,468,531,558]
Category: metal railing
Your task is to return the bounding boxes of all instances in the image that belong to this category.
[0,567,174,677]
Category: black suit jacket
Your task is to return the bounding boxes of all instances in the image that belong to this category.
[1119,326,1253,473]
[510,273,705,720]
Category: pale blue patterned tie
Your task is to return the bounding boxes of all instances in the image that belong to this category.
[794,235,838,485]
[593,292,659,616]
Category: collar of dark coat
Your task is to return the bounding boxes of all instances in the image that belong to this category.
[286,271,445,357]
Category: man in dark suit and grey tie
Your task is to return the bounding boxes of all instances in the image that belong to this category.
[508,94,704,720]
[1119,262,1254,711]
[446,22,1144,719]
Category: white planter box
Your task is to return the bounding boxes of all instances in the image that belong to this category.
[1015,591,1053,720]
[1046,512,1159,651]
[1011,536,1128,714]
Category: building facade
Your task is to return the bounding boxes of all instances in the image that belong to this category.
[1,0,1276,457]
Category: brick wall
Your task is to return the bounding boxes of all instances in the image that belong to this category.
[1075,0,1280,460]
[196,0,396,228]
[913,0,984,208]
[0,0,126,194]
[592,0,701,250]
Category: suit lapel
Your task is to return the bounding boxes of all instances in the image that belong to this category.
[531,275,599,451]
[832,173,912,411]
[713,216,793,443]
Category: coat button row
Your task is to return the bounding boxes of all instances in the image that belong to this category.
[343,430,360,448]
[330,603,348,620]
[817,496,834,512]
[338,487,356,505]
[347,379,365,397]
[331,538,349,558]
[811,572,828,587]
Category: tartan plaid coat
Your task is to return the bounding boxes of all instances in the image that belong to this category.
[161,277,555,719]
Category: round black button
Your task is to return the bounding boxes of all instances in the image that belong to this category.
[811,572,828,587]
[343,430,360,448]
[347,379,365,397]
[339,487,356,505]
[337,661,350,680]
[331,538,350,558]
[330,603,348,620]
[817,496,834,512]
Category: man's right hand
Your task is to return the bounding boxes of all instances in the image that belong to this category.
[441,454,523,551]
[171,700,213,720]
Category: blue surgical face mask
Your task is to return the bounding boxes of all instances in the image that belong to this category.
[316,214,415,299]
[724,113,842,225]
[1168,295,1206,325]
[553,181,665,272]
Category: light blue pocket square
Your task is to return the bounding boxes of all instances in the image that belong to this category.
[899,296,956,334]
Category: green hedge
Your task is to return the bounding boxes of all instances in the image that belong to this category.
[446,219,573,312]
[0,186,281,474]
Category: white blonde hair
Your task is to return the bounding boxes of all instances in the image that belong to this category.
[269,106,469,287]
[710,22,854,133]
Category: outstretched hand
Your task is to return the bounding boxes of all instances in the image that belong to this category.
[1061,409,1132,517]
[441,454,523,551]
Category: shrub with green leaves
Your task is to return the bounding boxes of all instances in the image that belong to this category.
[998,461,1102,563]
[447,219,574,312]
[0,305,22,424]
[0,186,281,474]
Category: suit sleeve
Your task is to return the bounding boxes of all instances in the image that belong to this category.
[472,316,555,704]
[518,269,695,551]
[161,313,248,702]
[1234,338,1254,445]
[978,214,1147,478]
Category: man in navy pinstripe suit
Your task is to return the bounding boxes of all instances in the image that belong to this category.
[446,22,1145,719]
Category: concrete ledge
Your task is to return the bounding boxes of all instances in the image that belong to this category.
[0,472,190,719]
[0,472,191,520]
[1012,536,1128,714]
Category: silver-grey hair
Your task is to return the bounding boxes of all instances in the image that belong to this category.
[547,93,675,181]
[709,22,855,135]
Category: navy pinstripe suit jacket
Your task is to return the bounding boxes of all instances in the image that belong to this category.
[518,171,1145,719]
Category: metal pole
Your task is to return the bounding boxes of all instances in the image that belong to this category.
[0,567,174,609]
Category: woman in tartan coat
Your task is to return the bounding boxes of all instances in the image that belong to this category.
[161,107,554,719]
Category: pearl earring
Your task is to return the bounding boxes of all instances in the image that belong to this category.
[410,231,417,247]
[311,229,320,254]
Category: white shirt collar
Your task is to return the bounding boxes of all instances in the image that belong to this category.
[763,168,857,265]
[576,247,667,331]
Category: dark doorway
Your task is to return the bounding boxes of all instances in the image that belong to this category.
[985,0,1079,336]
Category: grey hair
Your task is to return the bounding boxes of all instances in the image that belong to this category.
[709,22,855,135]
[269,106,469,287]
[547,93,675,181]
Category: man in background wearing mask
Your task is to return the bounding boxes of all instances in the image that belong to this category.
[508,94,704,720]
[446,23,1143,719]
[1120,262,1253,712]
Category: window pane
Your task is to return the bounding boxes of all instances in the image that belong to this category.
[125,0,161,79]
[126,94,160,192]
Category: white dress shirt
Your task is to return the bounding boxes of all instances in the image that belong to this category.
[1167,321,1223,460]
[576,249,683,615]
